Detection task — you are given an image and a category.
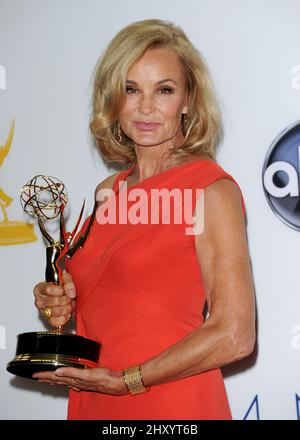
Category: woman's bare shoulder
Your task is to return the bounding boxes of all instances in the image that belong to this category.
[94,171,120,198]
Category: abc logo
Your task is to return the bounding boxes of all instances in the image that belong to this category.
[262,121,300,230]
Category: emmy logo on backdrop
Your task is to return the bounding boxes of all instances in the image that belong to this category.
[0,120,37,245]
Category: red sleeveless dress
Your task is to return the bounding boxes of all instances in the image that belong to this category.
[65,158,246,420]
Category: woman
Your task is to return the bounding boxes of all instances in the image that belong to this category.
[33,19,256,420]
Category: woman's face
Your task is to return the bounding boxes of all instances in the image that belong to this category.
[118,47,189,147]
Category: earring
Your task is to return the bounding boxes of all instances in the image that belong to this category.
[183,113,191,135]
[117,122,123,143]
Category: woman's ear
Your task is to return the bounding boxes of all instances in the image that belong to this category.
[182,93,189,114]
[182,105,189,115]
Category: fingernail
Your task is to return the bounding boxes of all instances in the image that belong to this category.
[55,369,64,376]
[67,290,76,298]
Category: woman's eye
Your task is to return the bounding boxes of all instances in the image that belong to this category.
[125,86,174,94]
[158,87,174,94]
[126,86,138,94]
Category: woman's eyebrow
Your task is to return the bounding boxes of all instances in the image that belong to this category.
[126,78,178,85]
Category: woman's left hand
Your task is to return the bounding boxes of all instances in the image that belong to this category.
[32,366,129,396]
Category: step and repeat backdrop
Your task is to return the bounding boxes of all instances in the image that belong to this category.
[0,0,299,420]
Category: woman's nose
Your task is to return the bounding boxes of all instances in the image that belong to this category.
[139,93,154,115]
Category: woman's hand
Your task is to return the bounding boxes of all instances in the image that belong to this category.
[32,367,129,396]
[33,272,76,327]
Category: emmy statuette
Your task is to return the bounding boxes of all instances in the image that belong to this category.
[6,175,100,379]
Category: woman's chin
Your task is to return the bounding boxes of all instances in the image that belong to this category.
[129,133,176,148]
[131,138,166,147]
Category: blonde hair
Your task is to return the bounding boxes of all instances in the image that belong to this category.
[90,19,221,168]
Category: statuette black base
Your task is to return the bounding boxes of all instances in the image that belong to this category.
[6,331,101,379]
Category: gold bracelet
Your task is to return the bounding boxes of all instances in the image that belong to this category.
[123,365,150,395]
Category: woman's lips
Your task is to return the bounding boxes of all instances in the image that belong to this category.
[133,121,161,131]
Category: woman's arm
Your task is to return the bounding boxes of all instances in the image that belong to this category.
[139,178,256,387]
